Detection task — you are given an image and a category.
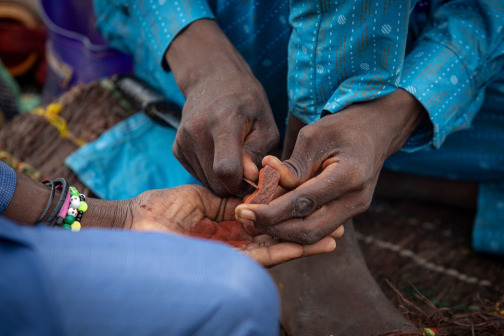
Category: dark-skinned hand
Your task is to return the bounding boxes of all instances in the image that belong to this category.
[3,173,342,268]
[235,89,426,244]
[167,20,279,196]
[129,185,344,267]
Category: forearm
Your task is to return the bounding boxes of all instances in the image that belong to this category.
[3,172,130,229]
[373,88,427,157]
[165,19,253,95]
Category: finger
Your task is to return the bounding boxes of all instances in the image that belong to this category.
[242,152,259,182]
[215,197,244,222]
[236,163,352,226]
[299,236,336,257]
[330,225,345,238]
[212,126,246,195]
[242,123,279,181]
[244,236,335,267]
[173,136,210,187]
[253,195,367,244]
[273,185,288,199]
[262,125,329,189]
[251,234,278,244]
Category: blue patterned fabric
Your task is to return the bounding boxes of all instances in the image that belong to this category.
[0,216,280,335]
[0,162,16,215]
[399,0,504,151]
[84,0,504,254]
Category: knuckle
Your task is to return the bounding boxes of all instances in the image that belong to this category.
[296,230,324,245]
[267,128,280,148]
[348,164,368,190]
[293,195,318,218]
[212,184,230,197]
[297,126,316,147]
[357,193,373,212]
[172,142,181,159]
[213,161,240,180]
[183,119,204,135]
[283,157,309,183]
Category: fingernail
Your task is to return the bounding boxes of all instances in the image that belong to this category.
[239,218,255,227]
[239,209,256,221]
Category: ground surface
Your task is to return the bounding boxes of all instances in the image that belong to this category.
[283,198,504,335]
[356,198,503,313]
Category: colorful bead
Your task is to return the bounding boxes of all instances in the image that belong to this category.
[62,224,71,230]
[78,201,88,212]
[79,194,86,201]
[70,195,81,209]
[71,221,81,232]
[70,187,79,196]
[67,208,78,217]
[64,215,75,224]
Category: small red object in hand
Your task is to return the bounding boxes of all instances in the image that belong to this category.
[243,165,280,205]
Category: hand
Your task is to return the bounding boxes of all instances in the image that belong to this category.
[127,185,343,267]
[235,89,426,244]
[167,20,279,196]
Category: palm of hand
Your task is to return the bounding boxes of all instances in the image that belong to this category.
[129,185,340,267]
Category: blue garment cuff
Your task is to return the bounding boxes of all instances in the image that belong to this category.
[0,162,17,215]
[399,40,473,150]
[131,2,215,71]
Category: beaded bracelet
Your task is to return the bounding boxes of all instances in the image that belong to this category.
[61,186,87,232]
[45,178,70,225]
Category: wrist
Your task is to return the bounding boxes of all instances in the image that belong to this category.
[356,89,426,158]
[383,88,426,156]
[83,198,132,230]
[3,173,60,225]
[165,19,252,95]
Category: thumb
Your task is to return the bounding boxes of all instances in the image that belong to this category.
[262,128,325,189]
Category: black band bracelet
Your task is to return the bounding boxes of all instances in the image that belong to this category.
[45,178,69,226]
[35,180,56,225]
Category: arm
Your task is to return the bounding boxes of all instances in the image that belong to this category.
[1,162,341,267]
[94,1,279,196]
[236,0,504,244]
[1,161,129,228]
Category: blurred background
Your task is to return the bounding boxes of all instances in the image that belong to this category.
[0,0,132,127]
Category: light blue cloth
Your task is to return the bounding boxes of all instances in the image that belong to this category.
[66,112,199,200]
[0,216,280,335]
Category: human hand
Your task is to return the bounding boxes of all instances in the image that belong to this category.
[128,185,343,267]
[235,89,426,244]
[167,20,279,196]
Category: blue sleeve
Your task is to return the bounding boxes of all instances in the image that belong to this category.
[0,161,17,215]
[400,0,504,151]
[93,0,215,68]
[288,0,418,124]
